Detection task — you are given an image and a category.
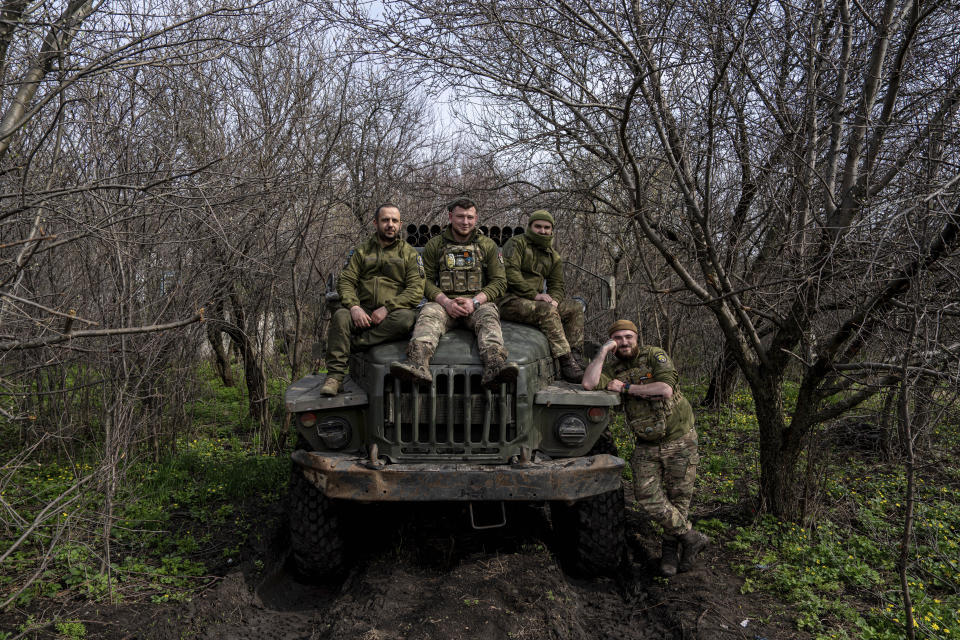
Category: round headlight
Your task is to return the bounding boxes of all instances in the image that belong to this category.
[555,413,587,446]
[298,412,317,428]
[317,417,352,449]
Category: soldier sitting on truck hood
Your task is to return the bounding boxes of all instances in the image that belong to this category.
[391,197,519,389]
[497,209,585,383]
[581,319,709,577]
[319,203,425,396]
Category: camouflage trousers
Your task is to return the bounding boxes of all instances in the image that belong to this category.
[411,301,505,359]
[631,428,699,536]
[325,307,417,380]
[498,296,583,358]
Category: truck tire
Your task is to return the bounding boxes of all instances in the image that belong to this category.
[551,487,625,577]
[288,465,346,580]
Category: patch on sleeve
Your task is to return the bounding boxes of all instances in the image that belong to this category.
[655,353,667,363]
[416,254,425,278]
[498,251,504,265]
[342,249,355,268]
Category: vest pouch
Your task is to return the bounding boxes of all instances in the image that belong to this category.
[466,270,482,292]
[626,398,668,442]
[438,271,454,291]
[453,270,468,292]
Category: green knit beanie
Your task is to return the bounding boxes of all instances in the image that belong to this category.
[528,209,555,226]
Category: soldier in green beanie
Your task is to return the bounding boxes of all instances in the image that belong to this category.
[497,209,585,382]
[582,319,709,577]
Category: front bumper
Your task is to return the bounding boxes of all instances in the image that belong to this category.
[291,450,624,502]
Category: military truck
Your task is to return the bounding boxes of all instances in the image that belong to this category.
[285,226,623,578]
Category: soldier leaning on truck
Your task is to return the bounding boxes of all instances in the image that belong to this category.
[319,203,425,396]
[391,197,519,389]
[497,209,585,383]
[581,319,709,577]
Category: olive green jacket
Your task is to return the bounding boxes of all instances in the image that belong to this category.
[597,346,695,443]
[501,232,565,300]
[337,235,425,312]
[422,226,507,302]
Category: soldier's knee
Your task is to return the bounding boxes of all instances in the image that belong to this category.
[389,308,417,329]
[475,304,500,321]
[331,308,352,330]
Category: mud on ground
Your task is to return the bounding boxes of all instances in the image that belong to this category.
[10,496,810,640]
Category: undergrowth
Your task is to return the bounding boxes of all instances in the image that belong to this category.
[0,364,290,629]
[691,387,960,640]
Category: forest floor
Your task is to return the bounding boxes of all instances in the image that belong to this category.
[15,487,809,640]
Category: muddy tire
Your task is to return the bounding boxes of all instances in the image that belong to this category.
[551,487,625,577]
[288,465,346,580]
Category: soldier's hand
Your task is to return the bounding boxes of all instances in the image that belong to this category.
[370,306,388,325]
[534,293,554,304]
[451,297,473,318]
[606,379,625,393]
[350,305,372,328]
[602,339,617,353]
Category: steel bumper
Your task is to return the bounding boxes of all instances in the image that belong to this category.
[291,450,624,502]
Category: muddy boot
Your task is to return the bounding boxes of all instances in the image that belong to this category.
[557,352,584,383]
[481,350,519,389]
[390,342,434,384]
[678,528,709,573]
[659,536,679,577]
[319,376,340,396]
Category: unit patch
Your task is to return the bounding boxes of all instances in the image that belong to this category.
[655,353,667,363]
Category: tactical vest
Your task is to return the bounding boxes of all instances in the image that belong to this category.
[616,365,683,442]
[436,239,485,295]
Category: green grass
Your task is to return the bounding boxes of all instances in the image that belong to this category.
[1,364,292,613]
[692,388,960,640]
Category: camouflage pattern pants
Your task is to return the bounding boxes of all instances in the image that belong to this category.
[325,307,417,380]
[631,428,699,536]
[411,301,506,360]
[498,296,583,357]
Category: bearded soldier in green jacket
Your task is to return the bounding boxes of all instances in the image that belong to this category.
[391,197,518,388]
[498,209,585,382]
[582,319,709,577]
[320,203,425,396]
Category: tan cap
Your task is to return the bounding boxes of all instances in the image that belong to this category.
[608,319,639,336]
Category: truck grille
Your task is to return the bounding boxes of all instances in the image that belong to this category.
[382,371,517,459]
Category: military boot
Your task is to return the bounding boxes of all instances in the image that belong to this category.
[481,349,519,389]
[659,536,679,577]
[678,528,710,573]
[557,352,584,383]
[319,376,340,396]
[390,342,434,384]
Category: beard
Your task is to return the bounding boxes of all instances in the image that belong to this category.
[377,229,397,242]
[614,345,640,361]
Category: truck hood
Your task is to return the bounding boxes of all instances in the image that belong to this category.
[363,320,552,366]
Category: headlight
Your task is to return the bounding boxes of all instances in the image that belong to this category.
[555,414,587,446]
[316,417,352,449]
[587,407,607,423]
[298,412,317,428]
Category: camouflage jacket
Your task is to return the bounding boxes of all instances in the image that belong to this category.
[501,231,565,301]
[597,346,695,443]
[338,235,425,312]
[422,226,506,302]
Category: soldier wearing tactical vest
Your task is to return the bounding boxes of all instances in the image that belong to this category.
[582,319,709,577]
[391,197,519,388]
[319,203,425,396]
[498,209,585,383]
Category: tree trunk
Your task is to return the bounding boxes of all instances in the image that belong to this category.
[702,343,739,408]
[206,299,234,387]
[752,376,803,519]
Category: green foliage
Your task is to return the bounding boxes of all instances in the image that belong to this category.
[55,620,87,639]
[702,397,960,640]
[2,367,290,609]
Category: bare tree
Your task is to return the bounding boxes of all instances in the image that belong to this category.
[344,0,960,517]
